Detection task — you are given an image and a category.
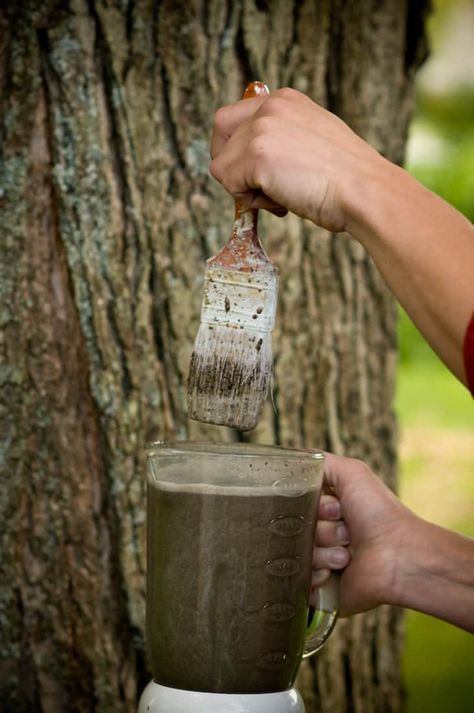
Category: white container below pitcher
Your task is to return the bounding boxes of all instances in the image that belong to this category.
[138,680,304,713]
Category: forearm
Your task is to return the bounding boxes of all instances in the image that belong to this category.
[345,159,474,384]
[392,517,474,631]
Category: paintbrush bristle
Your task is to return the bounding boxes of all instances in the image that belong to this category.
[187,266,278,431]
[188,324,272,431]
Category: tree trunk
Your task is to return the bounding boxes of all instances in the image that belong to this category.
[0,1,428,711]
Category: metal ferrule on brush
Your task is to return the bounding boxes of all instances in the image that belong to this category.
[188,266,279,431]
[200,268,279,332]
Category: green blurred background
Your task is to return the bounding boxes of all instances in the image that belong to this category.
[398,0,474,710]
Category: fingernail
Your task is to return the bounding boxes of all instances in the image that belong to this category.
[336,524,350,542]
[324,501,341,519]
[330,548,348,566]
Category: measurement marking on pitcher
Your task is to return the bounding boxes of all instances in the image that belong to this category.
[256,651,290,671]
[266,557,300,576]
[267,514,305,537]
[262,601,296,621]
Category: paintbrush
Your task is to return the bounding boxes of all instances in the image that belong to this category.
[187,81,279,431]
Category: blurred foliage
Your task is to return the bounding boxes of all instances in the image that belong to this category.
[408,90,474,221]
[397,308,437,366]
[396,348,473,428]
[403,612,474,713]
[417,89,474,137]
[406,0,474,221]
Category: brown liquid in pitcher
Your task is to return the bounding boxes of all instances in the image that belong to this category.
[146,480,318,693]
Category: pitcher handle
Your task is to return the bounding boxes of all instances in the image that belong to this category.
[303,572,339,657]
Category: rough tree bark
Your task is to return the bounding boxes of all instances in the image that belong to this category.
[0,1,428,711]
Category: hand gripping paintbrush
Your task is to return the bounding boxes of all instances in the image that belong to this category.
[187,81,279,431]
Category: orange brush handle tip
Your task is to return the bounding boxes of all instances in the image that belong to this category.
[242,81,270,98]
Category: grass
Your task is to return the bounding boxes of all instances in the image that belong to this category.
[397,362,473,430]
[396,310,474,713]
[402,611,474,713]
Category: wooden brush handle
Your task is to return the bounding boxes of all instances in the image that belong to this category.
[209,81,273,272]
[234,81,270,218]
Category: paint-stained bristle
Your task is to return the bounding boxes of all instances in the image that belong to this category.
[187,324,272,431]
[187,263,278,431]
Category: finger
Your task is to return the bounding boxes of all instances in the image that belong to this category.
[315,520,350,547]
[318,494,341,520]
[312,545,350,570]
[211,87,311,159]
[211,96,269,158]
[243,191,287,215]
[210,148,287,215]
[311,568,330,589]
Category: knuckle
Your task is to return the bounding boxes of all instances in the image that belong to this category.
[213,106,230,131]
[350,458,373,478]
[209,158,222,181]
[248,133,269,161]
[261,96,287,117]
[272,86,300,102]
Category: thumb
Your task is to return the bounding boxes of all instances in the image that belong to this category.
[322,452,372,498]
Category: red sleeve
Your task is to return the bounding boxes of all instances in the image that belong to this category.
[463,311,474,397]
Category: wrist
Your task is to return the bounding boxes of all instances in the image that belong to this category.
[342,155,413,248]
[389,517,474,630]
[388,514,432,609]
